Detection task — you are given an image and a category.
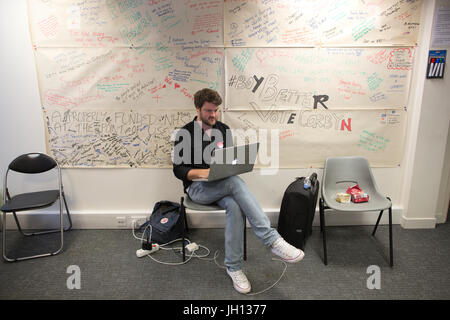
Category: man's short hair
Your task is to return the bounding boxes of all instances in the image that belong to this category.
[194,88,222,109]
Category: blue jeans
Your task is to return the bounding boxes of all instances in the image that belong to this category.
[188,175,280,271]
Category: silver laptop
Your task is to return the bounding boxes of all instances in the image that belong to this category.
[193,142,260,182]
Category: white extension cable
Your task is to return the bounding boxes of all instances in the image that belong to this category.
[209,250,288,296]
[131,220,287,295]
[132,220,209,265]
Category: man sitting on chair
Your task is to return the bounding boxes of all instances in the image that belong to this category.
[172,88,304,294]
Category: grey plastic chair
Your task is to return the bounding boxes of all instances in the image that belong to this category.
[1,153,72,262]
[319,156,393,267]
[180,194,247,262]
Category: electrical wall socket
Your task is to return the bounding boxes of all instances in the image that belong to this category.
[128,216,147,228]
[116,216,127,228]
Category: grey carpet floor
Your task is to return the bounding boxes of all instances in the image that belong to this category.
[0,222,449,300]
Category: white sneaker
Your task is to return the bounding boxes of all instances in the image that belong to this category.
[226,269,251,294]
[271,238,305,263]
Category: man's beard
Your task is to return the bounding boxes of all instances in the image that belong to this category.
[199,114,217,127]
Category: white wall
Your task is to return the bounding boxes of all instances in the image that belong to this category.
[400,0,450,228]
[0,1,447,229]
[0,1,45,170]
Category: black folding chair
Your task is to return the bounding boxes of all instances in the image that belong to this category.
[1,153,72,262]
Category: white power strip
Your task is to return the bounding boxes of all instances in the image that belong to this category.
[185,242,199,252]
[136,243,160,257]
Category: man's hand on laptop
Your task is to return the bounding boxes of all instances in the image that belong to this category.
[187,169,210,181]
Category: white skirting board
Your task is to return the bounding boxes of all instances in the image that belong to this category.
[1,206,436,230]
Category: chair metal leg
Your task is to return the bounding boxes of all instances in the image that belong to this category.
[62,193,72,231]
[181,197,189,232]
[371,198,393,267]
[12,211,27,236]
[243,217,247,261]
[388,198,393,267]
[372,210,384,236]
[372,197,393,267]
[319,198,328,265]
[2,213,19,262]
[2,211,11,262]
[180,197,186,262]
[48,199,64,258]
[319,200,324,233]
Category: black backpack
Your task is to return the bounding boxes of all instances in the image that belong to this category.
[139,201,184,244]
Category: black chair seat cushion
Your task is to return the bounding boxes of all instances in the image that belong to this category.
[1,190,60,212]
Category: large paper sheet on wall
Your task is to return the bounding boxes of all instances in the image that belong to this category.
[28,0,224,47]
[43,106,196,167]
[224,0,422,47]
[225,47,414,110]
[34,46,224,110]
[223,108,407,167]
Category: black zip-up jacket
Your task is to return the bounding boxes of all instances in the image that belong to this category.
[173,116,233,192]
